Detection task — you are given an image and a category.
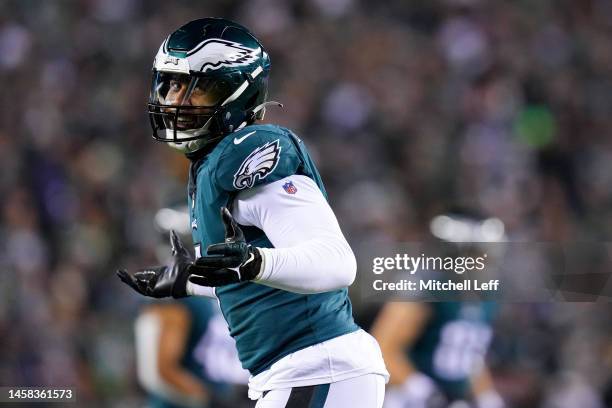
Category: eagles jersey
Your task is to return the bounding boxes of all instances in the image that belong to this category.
[409,302,496,400]
[188,124,359,375]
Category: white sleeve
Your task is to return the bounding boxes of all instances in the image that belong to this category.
[231,175,356,294]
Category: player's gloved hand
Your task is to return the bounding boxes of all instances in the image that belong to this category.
[116,230,192,298]
[391,373,447,408]
[475,390,505,408]
[188,207,262,287]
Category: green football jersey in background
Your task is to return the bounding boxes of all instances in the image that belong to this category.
[409,302,497,400]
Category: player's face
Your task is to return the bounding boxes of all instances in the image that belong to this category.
[152,73,230,131]
[165,77,219,108]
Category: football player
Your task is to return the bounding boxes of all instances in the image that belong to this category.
[371,212,505,408]
[117,18,388,408]
[135,297,250,408]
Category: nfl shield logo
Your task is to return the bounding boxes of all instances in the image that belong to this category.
[283,181,297,194]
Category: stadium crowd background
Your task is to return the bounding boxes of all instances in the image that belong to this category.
[1,0,611,406]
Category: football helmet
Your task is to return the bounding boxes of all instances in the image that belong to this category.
[148,18,272,153]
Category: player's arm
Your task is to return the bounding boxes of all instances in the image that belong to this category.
[239,174,356,293]
[135,303,210,408]
[117,173,353,296]
[371,301,447,407]
[372,302,448,404]
[187,175,356,294]
[371,302,430,385]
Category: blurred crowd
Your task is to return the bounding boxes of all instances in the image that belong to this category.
[1,0,612,406]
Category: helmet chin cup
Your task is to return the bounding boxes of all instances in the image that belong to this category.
[167,138,207,154]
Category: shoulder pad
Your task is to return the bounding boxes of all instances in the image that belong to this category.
[214,125,301,192]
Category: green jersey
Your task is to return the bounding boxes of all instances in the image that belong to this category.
[410,302,496,400]
[188,124,358,375]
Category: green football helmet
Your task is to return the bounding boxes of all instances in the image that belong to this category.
[148,18,273,154]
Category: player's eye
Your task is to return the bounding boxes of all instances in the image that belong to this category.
[169,80,182,91]
[192,84,205,96]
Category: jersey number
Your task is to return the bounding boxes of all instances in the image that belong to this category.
[432,321,492,380]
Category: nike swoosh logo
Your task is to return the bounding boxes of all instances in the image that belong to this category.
[233,131,256,145]
[242,252,255,266]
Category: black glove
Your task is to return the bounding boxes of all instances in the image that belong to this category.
[188,207,262,287]
[116,230,192,298]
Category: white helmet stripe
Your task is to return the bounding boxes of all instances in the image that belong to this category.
[221,80,249,106]
[221,65,264,106]
[251,65,263,79]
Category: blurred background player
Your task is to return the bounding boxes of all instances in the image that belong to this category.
[372,211,505,408]
[135,298,250,408]
[134,208,250,408]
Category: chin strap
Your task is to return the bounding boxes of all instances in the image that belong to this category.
[252,100,284,117]
[187,101,285,154]
[235,101,284,132]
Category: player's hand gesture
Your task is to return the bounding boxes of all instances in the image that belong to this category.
[188,207,262,287]
[116,230,192,298]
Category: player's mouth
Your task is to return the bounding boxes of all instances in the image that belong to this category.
[176,117,196,129]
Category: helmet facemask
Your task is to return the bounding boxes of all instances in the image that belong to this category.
[148,72,233,152]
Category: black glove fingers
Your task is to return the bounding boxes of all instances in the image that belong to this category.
[220,207,245,242]
[189,268,240,287]
[188,274,209,287]
[116,269,144,294]
[194,255,242,269]
[116,269,135,286]
[220,207,235,239]
[206,243,230,256]
[208,267,241,284]
[169,230,190,258]
[169,229,180,255]
[206,242,246,257]
[134,270,157,280]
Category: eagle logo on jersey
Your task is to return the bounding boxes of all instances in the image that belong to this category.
[233,140,281,189]
[177,39,261,73]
